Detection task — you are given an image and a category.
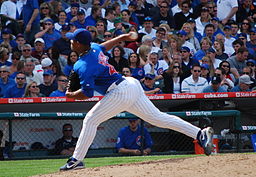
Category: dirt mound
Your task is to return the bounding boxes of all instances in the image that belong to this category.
[35,153,256,177]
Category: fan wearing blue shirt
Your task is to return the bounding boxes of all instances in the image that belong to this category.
[35,19,61,50]
[231,75,253,92]
[4,72,27,98]
[116,118,153,155]
[73,10,87,29]
[202,76,227,93]
[85,6,101,27]
[0,66,15,97]
[49,75,68,97]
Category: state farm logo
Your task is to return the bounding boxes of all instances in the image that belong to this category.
[57,112,62,116]
[41,98,46,102]
[14,113,20,117]
[172,94,177,99]
[186,112,191,116]
[236,92,241,97]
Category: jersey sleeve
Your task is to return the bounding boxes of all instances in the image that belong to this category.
[93,43,106,53]
[143,64,151,74]
[74,60,95,98]
[79,71,95,98]
[0,2,8,15]
[230,0,238,8]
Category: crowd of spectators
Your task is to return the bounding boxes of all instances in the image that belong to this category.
[0,0,256,98]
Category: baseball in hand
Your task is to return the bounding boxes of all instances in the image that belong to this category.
[129,32,138,40]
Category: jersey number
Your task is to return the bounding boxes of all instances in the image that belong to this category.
[98,52,117,75]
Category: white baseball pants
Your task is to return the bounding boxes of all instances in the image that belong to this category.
[73,77,201,161]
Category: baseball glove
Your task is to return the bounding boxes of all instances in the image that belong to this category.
[67,70,81,92]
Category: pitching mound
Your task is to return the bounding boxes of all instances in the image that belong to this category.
[36,153,256,177]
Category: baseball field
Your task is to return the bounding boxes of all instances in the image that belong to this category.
[0,153,255,177]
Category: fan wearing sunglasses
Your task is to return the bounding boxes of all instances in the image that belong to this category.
[181,64,208,93]
[162,62,185,94]
[214,67,234,91]
[246,59,256,79]
[23,81,45,97]
[4,72,26,98]
[0,65,15,97]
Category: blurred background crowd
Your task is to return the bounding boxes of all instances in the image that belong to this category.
[0,0,256,98]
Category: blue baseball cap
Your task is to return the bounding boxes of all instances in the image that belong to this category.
[224,25,231,30]
[43,69,54,75]
[180,46,190,52]
[66,28,92,46]
[201,63,209,70]
[61,24,70,32]
[211,17,220,22]
[2,28,12,34]
[71,3,79,8]
[129,1,137,7]
[77,10,85,15]
[114,29,124,36]
[145,73,155,80]
[207,47,216,53]
[177,30,187,36]
[250,27,256,33]
[187,18,195,23]
[44,18,54,24]
[211,76,221,84]
[238,33,247,39]
[246,59,256,65]
[128,117,138,122]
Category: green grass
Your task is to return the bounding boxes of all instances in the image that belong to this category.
[0,155,195,177]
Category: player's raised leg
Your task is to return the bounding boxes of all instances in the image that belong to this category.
[126,79,214,155]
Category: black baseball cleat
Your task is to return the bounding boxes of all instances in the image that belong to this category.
[197,127,214,156]
[60,157,85,171]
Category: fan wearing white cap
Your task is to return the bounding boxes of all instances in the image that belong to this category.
[231,75,253,92]
[32,38,46,60]
[41,57,53,69]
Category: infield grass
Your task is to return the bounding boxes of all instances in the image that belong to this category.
[0,154,195,177]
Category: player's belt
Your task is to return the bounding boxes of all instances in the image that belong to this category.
[115,77,125,85]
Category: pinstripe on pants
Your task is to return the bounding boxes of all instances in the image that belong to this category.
[73,77,201,160]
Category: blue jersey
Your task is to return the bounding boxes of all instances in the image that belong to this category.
[4,84,26,98]
[231,85,251,92]
[193,49,206,61]
[85,15,97,27]
[73,20,87,29]
[49,90,66,97]
[73,43,121,97]
[22,0,40,26]
[64,64,73,76]
[202,85,227,93]
[0,78,15,97]
[0,60,12,67]
[66,12,75,23]
[131,67,145,80]
[42,30,61,49]
[116,126,153,150]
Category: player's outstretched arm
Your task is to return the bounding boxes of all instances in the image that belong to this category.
[66,89,89,100]
[102,32,138,51]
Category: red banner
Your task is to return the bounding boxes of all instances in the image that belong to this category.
[0,92,256,104]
